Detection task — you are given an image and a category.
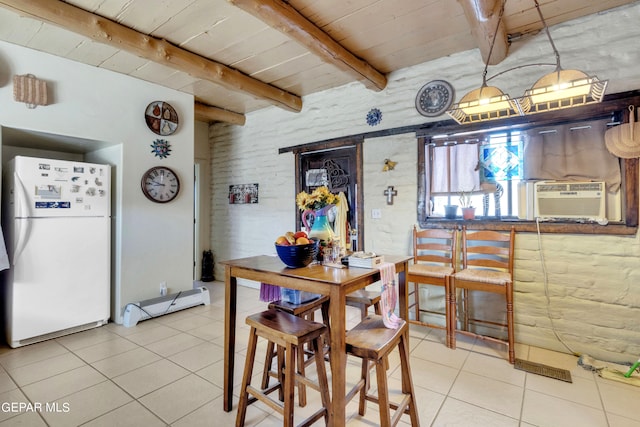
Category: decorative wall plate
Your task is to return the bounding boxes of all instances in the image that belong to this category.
[150,139,172,158]
[415,80,455,117]
[145,101,179,135]
[366,108,382,126]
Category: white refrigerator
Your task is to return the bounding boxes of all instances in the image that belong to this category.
[1,156,111,347]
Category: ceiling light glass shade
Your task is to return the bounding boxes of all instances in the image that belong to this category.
[517,69,608,114]
[447,85,523,124]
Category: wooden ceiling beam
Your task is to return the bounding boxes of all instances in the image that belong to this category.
[0,0,302,114]
[228,0,387,91]
[195,102,246,126]
[458,0,509,65]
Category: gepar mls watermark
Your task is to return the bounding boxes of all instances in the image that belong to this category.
[2,401,70,413]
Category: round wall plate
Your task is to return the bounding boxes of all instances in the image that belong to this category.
[415,80,455,117]
[366,107,382,126]
[145,101,179,135]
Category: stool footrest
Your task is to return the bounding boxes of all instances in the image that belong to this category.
[345,378,366,403]
[364,393,413,423]
[298,408,328,427]
[246,385,284,414]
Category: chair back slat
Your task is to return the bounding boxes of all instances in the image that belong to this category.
[465,258,508,270]
[413,226,456,269]
[461,226,515,275]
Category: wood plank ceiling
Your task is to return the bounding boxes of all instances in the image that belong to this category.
[0,0,635,125]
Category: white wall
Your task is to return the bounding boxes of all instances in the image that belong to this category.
[210,3,640,362]
[0,40,195,324]
[195,120,211,280]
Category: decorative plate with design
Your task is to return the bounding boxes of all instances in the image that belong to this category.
[150,139,172,158]
[145,101,179,135]
[415,80,455,117]
[366,108,382,126]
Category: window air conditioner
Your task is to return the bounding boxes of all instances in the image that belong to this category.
[534,181,606,220]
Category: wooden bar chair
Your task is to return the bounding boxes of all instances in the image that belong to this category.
[236,309,331,427]
[407,226,457,347]
[345,314,420,427]
[346,289,381,319]
[346,289,388,372]
[262,296,330,406]
[449,226,516,363]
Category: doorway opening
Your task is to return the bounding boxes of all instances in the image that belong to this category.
[295,143,363,251]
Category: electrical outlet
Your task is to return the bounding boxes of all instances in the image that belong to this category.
[371,208,382,219]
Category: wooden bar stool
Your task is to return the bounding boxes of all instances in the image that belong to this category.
[262,296,330,406]
[407,226,457,348]
[450,226,516,363]
[236,309,331,427]
[346,289,381,319]
[345,314,420,427]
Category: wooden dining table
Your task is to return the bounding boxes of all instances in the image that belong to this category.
[221,254,412,426]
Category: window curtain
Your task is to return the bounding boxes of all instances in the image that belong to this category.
[523,119,621,193]
[431,143,480,194]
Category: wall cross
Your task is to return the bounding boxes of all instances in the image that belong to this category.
[384,186,397,205]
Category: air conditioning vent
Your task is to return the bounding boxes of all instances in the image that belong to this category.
[534,181,606,220]
[536,182,603,193]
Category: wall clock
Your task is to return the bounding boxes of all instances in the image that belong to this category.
[415,80,455,117]
[141,166,180,203]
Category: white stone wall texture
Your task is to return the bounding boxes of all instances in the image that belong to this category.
[210,3,640,362]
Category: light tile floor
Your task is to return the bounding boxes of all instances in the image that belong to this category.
[0,282,639,426]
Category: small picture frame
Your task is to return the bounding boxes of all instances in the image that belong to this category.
[229,183,258,204]
[306,169,328,187]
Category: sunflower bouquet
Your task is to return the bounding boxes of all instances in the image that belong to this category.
[296,186,339,211]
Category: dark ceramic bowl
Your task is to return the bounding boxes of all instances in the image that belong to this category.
[275,242,317,268]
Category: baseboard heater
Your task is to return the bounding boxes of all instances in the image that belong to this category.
[122,287,211,327]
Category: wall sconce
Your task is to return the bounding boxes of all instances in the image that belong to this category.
[13,74,48,108]
[446,0,607,125]
[382,159,397,172]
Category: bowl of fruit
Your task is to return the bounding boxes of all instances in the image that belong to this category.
[274,231,318,268]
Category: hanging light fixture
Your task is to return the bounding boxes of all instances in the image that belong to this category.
[446,82,522,124]
[447,1,521,124]
[447,0,608,125]
[515,0,608,114]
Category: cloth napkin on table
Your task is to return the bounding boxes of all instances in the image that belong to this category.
[259,283,281,302]
[378,262,401,329]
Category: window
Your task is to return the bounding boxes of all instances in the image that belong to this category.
[418,110,638,235]
[428,131,524,218]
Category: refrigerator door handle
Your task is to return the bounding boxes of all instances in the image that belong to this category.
[14,172,31,219]
[12,173,31,265]
[12,219,30,266]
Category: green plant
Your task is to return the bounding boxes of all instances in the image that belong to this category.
[458,188,475,208]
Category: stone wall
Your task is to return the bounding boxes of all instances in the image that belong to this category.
[209,3,640,362]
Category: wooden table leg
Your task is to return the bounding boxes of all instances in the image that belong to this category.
[398,261,409,321]
[328,286,345,427]
[397,260,410,391]
[223,266,237,412]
